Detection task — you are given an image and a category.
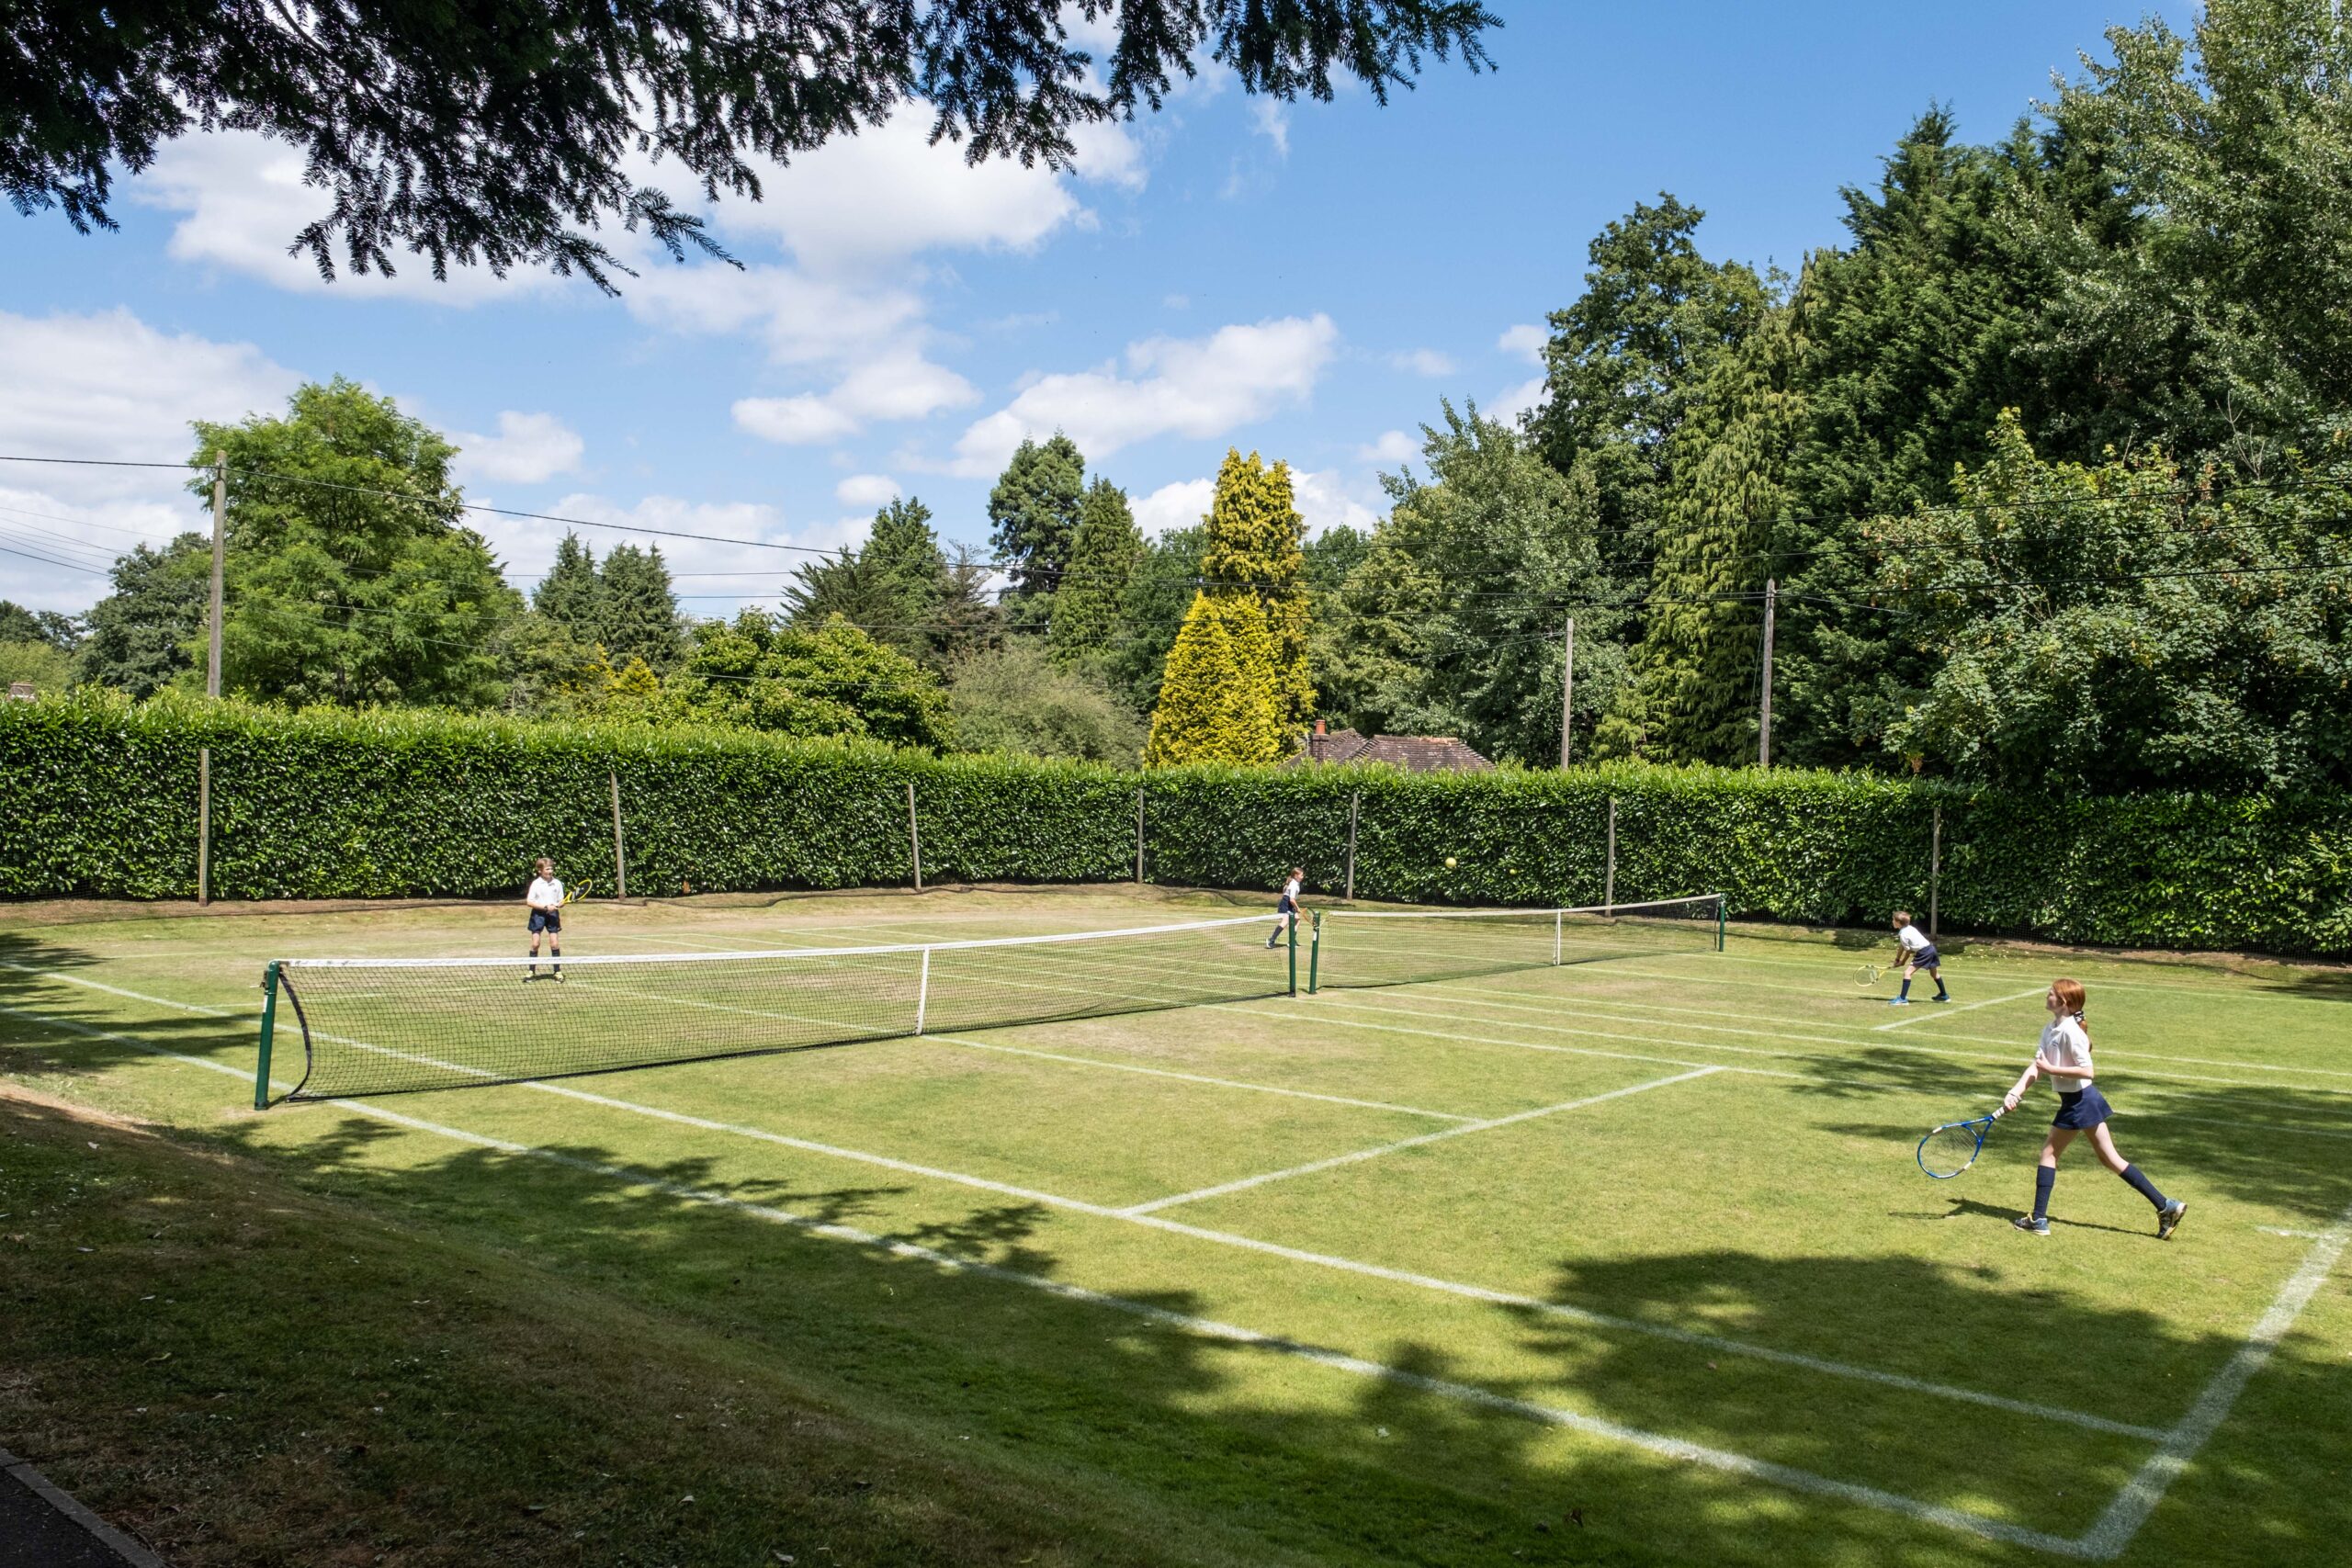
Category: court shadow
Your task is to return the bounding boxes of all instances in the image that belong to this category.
[0,930,262,1088]
[20,1079,2352,1568]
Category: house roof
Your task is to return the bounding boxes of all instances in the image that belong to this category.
[1287,728,1494,773]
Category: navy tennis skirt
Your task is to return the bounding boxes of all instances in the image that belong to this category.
[2052,1085,2113,1130]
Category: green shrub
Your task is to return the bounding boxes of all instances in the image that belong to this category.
[4,694,2346,955]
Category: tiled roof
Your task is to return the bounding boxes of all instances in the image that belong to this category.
[1287,728,1494,773]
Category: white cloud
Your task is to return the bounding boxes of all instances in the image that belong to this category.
[454,412,584,484]
[624,263,926,368]
[1289,468,1380,537]
[1163,294,1191,310]
[731,395,860,446]
[948,313,1340,476]
[140,130,553,304]
[1133,478,1215,538]
[1388,349,1455,378]
[1358,429,1419,465]
[717,108,1118,272]
[1492,377,1548,423]
[835,474,901,509]
[734,350,978,446]
[1248,100,1292,158]
[1498,323,1547,363]
[0,308,303,612]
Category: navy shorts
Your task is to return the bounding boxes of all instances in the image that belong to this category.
[2052,1086,2113,1130]
[1907,943,1940,968]
[529,908,562,935]
[1277,894,1298,914]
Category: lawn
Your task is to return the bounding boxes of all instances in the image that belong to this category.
[4,885,2349,1567]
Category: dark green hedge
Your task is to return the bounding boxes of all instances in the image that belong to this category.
[5,694,2346,955]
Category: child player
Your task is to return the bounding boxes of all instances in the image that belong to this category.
[526,856,565,982]
[2003,977,2187,1239]
[1888,910,1949,1006]
[1267,865,1306,950]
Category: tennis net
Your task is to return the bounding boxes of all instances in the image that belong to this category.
[1307,894,1724,992]
[262,913,1296,1102]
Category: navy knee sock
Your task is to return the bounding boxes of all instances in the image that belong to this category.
[2120,1163,2168,1211]
[1897,975,1913,1000]
[2033,1165,2056,1222]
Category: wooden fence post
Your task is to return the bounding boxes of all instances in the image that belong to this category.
[196,747,212,905]
[1604,795,1617,914]
[609,771,628,898]
[908,780,923,892]
[1344,790,1360,901]
[1929,802,1942,940]
[1136,786,1146,885]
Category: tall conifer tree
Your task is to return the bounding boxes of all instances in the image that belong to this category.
[1048,479,1144,666]
[534,532,603,636]
[1200,449,1312,732]
[1144,589,1282,766]
[987,434,1087,622]
[596,543,684,672]
[1600,308,1804,763]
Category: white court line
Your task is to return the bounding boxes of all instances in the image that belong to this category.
[922,1033,1475,1122]
[2075,1201,2352,1559]
[2259,1227,2326,1240]
[1225,1002,1808,1081]
[1877,988,2047,1032]
[1121,1068,1722,1216]
[0,987,2160,1446]
[0,1001,2090,1558]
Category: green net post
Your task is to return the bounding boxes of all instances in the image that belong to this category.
[254,961,280,1111]
[1286,911,1298,995]
[1306,911,1321,994]
[1716,896,1726,952]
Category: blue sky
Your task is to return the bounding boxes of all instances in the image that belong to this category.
[0,1,2192,621]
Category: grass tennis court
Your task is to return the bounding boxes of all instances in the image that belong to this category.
[5,886,2350,1567]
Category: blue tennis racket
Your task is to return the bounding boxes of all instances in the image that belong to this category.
[1917,1107,2006,1179]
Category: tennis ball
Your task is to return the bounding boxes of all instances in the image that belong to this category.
[1445,856,1458,868]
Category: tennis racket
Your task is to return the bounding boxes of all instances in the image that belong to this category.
[1855,962,1882,987]
[561,880,592,907]
[1917,1107,2005,1179]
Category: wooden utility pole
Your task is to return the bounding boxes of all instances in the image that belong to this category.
[1558,616,1576,768]
[1758,578,1777,770]
[198,456,226,905]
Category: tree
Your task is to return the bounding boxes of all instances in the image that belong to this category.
[1200,448,1312,731]
[1322,404,1620,764]
[0,640,74,693]
[1874,412,2352,793]
[74,534,209,697]
[1047,479,1144,667]
[949,642,1146,762]
[533,533,604,637]
[2032,0,2352,470]
[1105,524,1207,715]
[786,498,999,672]
[1600,307,1804,764]
[1522,194,1772,614]
[191,378,523,708]
[988,434,1086,620]
[1143,590,1283,766]
[7,4,1496,291]
[0,601,79,649]
[596,543,684,671]
[669,610,953,749]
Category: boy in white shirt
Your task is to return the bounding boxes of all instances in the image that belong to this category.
[1267,866,1306,950]
[1888,909,1948,1006]
[526,857,565,982]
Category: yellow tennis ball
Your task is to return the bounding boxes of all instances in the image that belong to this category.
[1445,856,1458,868]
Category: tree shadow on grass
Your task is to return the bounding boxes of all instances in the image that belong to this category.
[0,930,264,1089]
[71,1088,2328,1568]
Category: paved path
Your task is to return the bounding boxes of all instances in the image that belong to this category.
[0,1447,168,1567]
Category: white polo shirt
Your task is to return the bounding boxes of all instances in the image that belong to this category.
[1897,924,1930,954]
[2039,1015,2094,1089]
[528,876,564,908]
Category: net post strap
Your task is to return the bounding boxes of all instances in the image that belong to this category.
[914,946,931,1035]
